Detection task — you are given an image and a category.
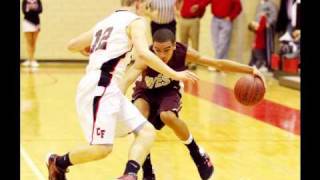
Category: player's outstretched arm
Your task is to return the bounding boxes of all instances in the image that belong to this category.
[128,19,198,83]
[186,47,254,73]
[186,47,266,87]
[119,60,146,94]
[67,28,94,53]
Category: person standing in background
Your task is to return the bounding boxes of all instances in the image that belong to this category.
[192,0,242,71]
[144,0,179,36]
[248,14,268,70]
[256,0,278,27]
[22,0,43,68]
[254,0,278,71]
[177,0,206,70]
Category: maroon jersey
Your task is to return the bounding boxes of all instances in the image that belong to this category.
[132,42,187,130]
[134,42,188,91]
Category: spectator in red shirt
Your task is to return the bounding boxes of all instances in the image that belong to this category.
[248,14,268,70]
[192,0,242,71]
[177,0,206,70]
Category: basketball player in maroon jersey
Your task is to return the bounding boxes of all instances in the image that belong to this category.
[121,29,265,180]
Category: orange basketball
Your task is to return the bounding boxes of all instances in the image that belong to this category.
[234,75,265,106]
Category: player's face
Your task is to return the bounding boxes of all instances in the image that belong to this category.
[152,41,176,63]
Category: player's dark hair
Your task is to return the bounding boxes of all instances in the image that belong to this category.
[153,29,176,43]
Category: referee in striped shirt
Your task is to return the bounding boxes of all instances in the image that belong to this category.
[143,0,179,35]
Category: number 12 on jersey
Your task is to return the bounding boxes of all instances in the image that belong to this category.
[91,27,114,53]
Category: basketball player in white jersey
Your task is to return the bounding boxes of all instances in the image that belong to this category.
[45,0,198,180]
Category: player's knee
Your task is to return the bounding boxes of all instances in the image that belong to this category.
[92,144,113,159]
[141,109,150,118]
[139,122,156,139]
[160,111,177,126]
[134,99,150,118]
[145,122,156,136]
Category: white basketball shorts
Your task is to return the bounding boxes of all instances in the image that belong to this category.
[76,70,147,145]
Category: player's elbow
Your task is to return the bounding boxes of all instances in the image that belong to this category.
[135,50,149,63]
[67,40,79,52]
[215,61,224,70]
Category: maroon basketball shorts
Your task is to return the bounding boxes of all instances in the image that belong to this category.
[132,87,182,130]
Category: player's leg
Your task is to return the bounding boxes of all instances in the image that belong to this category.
[133,98,157,180]
[160,110,189,139]
[117,95,156,179]
[47,144,113,180]
[47,116,116,180]
[118,122,156,180]
[157,90,188,141]
[128,121,155,166]
[134,98,150,118]
[158,91,214,179]
[47,79,119,179]
[160,111,213,179]
[67,144,113,164]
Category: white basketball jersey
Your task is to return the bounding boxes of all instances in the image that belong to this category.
[86,10,140,80]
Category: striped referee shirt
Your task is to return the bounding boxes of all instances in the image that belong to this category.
[150,0,176,24]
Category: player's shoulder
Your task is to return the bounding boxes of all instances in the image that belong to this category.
[100,10,140,23]
[127,16,145,34]
[114,10,140,20]
[176,42,187,49]
[175,42,188,54]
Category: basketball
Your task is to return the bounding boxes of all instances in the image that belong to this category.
[234,75,265,106]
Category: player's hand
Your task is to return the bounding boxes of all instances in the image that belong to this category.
[174,70,199,84]
[253,67,267,90]
[80,46,91,56]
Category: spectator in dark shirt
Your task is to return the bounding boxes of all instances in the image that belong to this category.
[22,0,43,68]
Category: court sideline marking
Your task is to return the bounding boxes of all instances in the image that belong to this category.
[21,145,46,180]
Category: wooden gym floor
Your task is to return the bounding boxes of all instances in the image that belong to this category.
[20,63,300,180]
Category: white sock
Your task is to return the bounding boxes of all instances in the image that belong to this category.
[183,134,193,145]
